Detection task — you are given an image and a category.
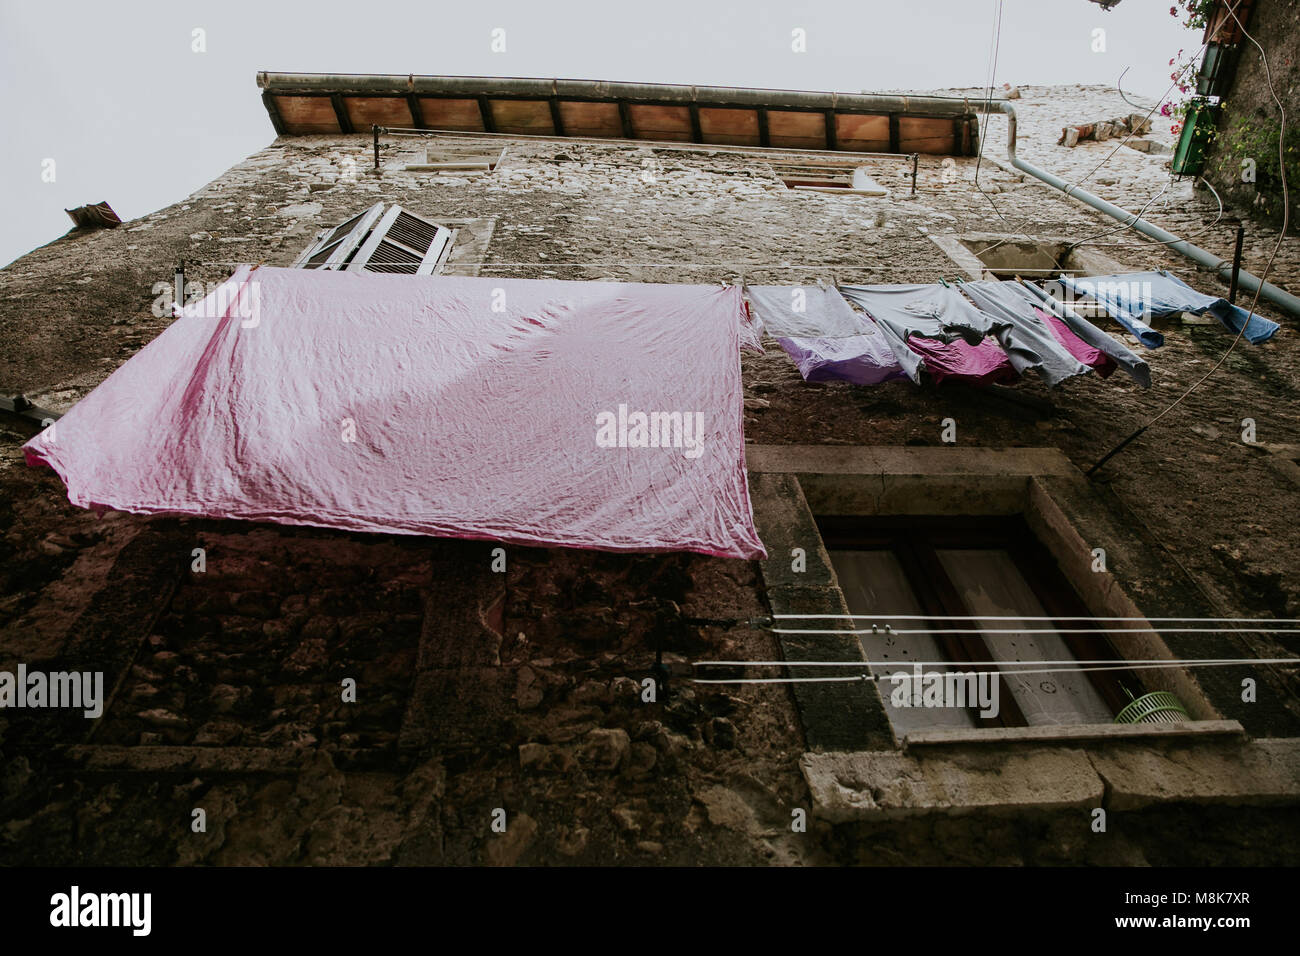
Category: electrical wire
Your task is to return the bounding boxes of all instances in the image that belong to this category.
[972,0,1249,263]
[772,627,1300,637]
[1071,0,1248,194]
[1116,66,1147,112]
[771,614,1300,622]
[1086,3,1290,477]
[167,259,1068,274]
[971,0,1056,257]
[1062,181,1172,255]
[1063,162,1227,257]
[695,658,1293,669]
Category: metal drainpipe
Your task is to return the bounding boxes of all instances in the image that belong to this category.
[997,101,1300,319]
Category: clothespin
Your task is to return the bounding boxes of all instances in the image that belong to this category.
[938,277,950,288]
[173,260,186,318]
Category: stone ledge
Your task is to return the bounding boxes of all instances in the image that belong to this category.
[59,745,328,774]
[745,444,1076,477]
[801,747,1104,821]
[1090,737,1300,810]
[802,736,1300,821]
[903,719,1246,748]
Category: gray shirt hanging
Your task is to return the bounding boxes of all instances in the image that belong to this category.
[959,280,1092,387]
[745,284,875,339]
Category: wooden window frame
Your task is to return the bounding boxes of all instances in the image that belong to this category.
[293,204,455,276]
[818,515,1147,728]
[290,201,386,270]
[347,204,454,276]
[405,144,506,173]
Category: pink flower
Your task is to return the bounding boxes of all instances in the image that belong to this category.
[1170,5,1176,14]
[1160,103,1173,116]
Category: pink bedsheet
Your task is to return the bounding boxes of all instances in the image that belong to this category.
[25,266,766,559]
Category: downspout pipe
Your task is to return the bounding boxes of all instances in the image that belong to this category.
[997,101,1300,319]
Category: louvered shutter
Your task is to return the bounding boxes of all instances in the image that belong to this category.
[291,202,386,270]
[347,205,454,276]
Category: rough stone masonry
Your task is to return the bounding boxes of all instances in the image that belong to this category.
[0,84,1298,865]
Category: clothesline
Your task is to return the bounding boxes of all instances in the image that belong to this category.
[742,269,1275,393]
[771,627,1300,636]
[174,259,1079,274]
[168,261,1270,394]
[691,658,1300,685]
[694,657,1296,669]
[772,614,1300,624]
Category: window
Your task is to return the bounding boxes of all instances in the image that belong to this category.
[291,203,454,275]
[405,143,504,173]
[955,236,1075,282]
[772,161,887,195]
[291,202,385,270]
[819,515,1147,733]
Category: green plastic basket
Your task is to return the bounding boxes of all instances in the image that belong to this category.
[1114,691,1191,725]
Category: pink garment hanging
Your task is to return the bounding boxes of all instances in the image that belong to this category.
[1037,307,1117,378]
[905,334,1019,386]
[25,266,766,559]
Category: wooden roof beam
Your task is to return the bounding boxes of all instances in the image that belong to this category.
[331,93,354,134]
[407,93,426,129]
[477,96,496,133]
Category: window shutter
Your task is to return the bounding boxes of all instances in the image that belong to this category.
[347,205,454,276]
[291,202,387,270]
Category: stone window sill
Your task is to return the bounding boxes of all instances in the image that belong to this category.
[902,718,1245,750]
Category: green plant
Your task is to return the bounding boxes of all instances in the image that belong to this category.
[1162,2,1220,134]
[1171,0,1217,31]
[1222,115,1300,190]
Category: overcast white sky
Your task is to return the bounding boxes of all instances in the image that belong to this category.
[1,0,1201,268]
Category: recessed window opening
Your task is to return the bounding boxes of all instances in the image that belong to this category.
[957,236,1077,281]
[773,161,887,195]
[405,142,504,173]
[817,515,1151,735]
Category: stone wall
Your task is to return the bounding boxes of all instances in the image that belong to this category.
[1,84,1298,864]
[1203,0,1300,228]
